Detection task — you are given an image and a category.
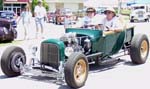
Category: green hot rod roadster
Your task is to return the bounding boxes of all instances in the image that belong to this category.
[1,27,149,88]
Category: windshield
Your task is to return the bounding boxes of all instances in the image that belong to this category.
[133,6,145,10]
[96,7,106,14]
[0,12,14,19]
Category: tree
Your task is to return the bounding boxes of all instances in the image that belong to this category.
[42,0,49,11]
[0,0,3,10]
[31,0,49,13]
[31,0,38,14]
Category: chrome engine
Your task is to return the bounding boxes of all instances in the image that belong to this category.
[60,32,92,56]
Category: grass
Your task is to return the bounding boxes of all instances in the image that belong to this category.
[121,9,131,16]
[119,9,131,22]
[0,40,23,47]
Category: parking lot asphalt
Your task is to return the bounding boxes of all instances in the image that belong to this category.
[0,21,150,89]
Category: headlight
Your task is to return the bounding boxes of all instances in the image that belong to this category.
[31,46,38,54]
[29,45,38,55]
[65,47,74,57]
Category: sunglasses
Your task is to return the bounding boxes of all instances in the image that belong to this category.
[86,11,95,13]
[105,11,113,14]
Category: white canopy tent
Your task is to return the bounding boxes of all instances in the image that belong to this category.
[83,0,135,7]
[83,0,134,14]
[83,0,119,7]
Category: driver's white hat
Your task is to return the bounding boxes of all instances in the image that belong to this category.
[104,7,116,13]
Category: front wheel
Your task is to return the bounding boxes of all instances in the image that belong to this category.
[64,52,89,88]
[130,34,149,64]
[1,46,26,77]
[145,19,149,22]
[130,19,134,22]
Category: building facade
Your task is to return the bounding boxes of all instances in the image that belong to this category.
[2,0,84,15]
[46,0,84,11]
[3,0,30,15]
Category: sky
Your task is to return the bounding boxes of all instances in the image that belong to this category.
[135,0,150,4]
[83,0,150,7]
[84,0,150,4]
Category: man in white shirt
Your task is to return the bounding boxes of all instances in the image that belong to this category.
[100,7,124,33]
[34,0,46,38]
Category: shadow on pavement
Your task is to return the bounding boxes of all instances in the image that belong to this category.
[19,74,70,89]
[89,58,140,74]
[58,85,72,89]
[19,74,57,84]
[123,61,138,66]
[89,59,125,74]
[0,75,8,79]
[20,74,74,89]
[0,58,141,89]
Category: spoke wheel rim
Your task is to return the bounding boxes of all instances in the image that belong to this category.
[140,40,148,59]
[74,58,87,84]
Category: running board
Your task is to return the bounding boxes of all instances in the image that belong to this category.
[86,52,103,58]
[99,57,120,65]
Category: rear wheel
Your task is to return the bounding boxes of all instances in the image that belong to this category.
[130,19,134,22]
[64,52,89,88]
[130,34,149,64]
[1,46,26,77]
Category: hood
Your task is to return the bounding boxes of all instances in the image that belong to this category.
[66,28,103,41]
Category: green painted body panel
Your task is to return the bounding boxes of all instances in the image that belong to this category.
[66,28,103,41]
[41,27,134,61]
[66,27,134,56]
[93,31,125,55]
[124,27,134,43]
[42,39,65,61]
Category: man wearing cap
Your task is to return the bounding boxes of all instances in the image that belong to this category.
[73,7,101,29]
[34,0,47,38]
[100,7,124,32]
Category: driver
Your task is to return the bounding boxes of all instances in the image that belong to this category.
[73,7,101,29]
[100,7,124,32]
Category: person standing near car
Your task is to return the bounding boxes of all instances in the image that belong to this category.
[34,0,47,39]
[18,5,32,40]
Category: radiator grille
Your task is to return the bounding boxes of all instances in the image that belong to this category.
[40,43,60,68]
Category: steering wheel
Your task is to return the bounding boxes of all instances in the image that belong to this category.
[99,24,110,31]
[81,24,98,30]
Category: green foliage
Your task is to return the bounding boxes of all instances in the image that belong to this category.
[31,0,49,13]
[0,0,3,10]
[31,0,38,14]
[43,0,49,11]
[121,9,131,16]
[115,8,131,16]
